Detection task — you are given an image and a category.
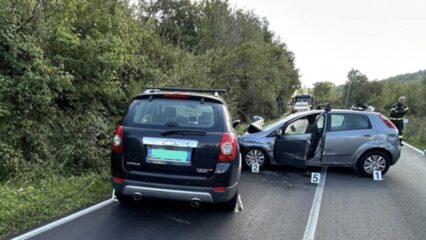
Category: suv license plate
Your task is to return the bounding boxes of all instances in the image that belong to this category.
[146,147,191,166]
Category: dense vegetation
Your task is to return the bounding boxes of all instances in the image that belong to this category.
[0,0,299,181]
[0,0,299,236]
[313,69,426,149]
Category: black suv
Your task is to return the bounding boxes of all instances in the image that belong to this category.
[111,88,241,210]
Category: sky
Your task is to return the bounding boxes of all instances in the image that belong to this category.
[228,0,426,87]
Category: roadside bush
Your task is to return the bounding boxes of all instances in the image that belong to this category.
[0,143,28,181]
[405,116,426,149]
[48,112,112,176]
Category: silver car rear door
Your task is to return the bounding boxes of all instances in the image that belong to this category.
[322,113,375,164]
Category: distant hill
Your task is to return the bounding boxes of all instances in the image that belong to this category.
[380,70,426,82]
[331,69,426,97]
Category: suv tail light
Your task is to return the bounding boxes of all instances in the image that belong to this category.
[218,132,237,162]
[111,125,124,154]
[379,114,396,129]
[213,186,225,192]
[112,177,124,183]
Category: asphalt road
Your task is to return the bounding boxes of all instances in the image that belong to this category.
[18,147,426,240]
[316,147,426,240]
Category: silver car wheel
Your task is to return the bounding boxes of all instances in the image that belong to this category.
[363,154,387,174]
[245,149,265,167]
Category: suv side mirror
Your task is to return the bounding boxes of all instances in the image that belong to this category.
[232,120,241,129]
[275,128,283,137]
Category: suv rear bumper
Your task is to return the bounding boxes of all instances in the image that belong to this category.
[113,179,238,203]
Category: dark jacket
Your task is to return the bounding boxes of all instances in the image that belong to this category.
[389,102,408,120]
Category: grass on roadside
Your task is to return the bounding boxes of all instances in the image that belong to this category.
[404,116,426,150]
[405,137,426,151]
[0,169,111,238]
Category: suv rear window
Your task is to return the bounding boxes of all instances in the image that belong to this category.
[123,98,222,131]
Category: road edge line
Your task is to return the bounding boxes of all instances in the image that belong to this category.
[12,198,114,240]
[403,141,424,155]
[303,167,327,240]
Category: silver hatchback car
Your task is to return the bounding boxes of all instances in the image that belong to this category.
[238,109,401,177]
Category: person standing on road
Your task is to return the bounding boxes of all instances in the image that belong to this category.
[389,96,409,145]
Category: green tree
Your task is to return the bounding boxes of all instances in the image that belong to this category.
[344,68,382,107]
[313,81,334,100]
[313,81,342,107]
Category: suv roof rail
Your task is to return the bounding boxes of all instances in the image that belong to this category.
[143,87,226,96]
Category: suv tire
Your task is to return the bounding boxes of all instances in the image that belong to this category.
[221,193,238,211]
[115,192,131,204]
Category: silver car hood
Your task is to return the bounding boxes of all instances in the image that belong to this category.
[239,129,271,141]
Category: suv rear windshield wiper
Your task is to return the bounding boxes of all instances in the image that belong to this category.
[161,129,207,136]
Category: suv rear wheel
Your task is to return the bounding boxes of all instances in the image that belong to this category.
[356,151,390,177]
[221,192,239,211]
[115,192,131,204]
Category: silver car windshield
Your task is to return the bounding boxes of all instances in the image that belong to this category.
[263,120,284,132]
[263,112,321,132]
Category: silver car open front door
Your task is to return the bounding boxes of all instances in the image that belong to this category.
[273,117,311,168]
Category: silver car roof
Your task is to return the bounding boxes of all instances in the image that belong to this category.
[262,109,380,133]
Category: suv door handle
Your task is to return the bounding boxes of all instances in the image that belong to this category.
[363,134,372,137]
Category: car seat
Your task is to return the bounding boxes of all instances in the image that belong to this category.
[198,112,213,126]
[164,106,177,122]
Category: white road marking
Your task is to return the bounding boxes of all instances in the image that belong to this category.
[403,141,424,155]
[12,198,114,240]
[112,189,119,202]
[303,167,327,240]
[234,194,243,213]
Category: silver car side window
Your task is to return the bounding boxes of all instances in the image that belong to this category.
[330,113,372,131]
[284,118,309,135]
[330,114,345,131]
